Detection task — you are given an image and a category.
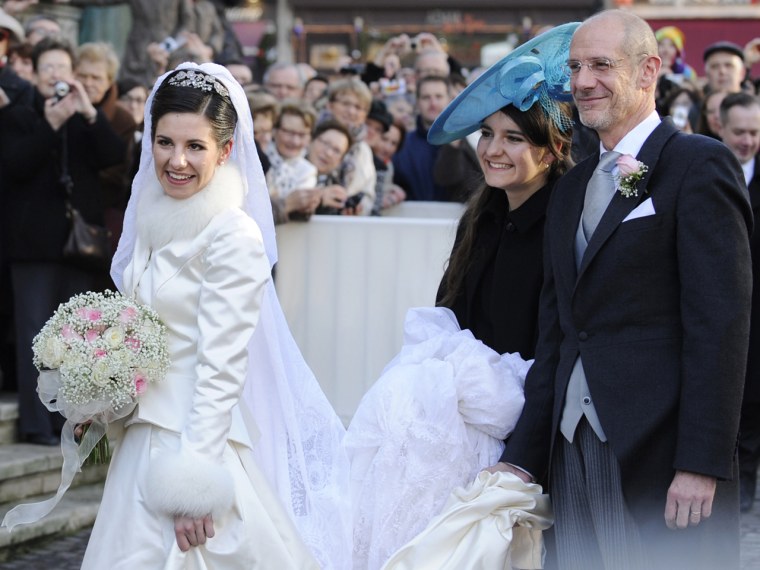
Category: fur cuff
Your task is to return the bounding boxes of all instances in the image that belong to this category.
[145,450,234,518]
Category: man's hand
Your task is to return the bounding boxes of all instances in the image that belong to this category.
[664,470,716,530]
[484,461,533,484]
[174,514,215,552]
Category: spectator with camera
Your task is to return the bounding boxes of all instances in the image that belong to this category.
[0,36,125,446]
[308,119,358,215]
[362,32,459,94]
[145,30,214,82]
[269,119,361,221]
[323,77,376,214]
[57,0,196,86]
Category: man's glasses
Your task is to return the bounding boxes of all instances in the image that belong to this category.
[564,58,626,77]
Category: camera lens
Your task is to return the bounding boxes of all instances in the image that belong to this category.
[54,81,70,100]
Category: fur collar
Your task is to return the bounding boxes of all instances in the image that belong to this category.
[137,163,245,250]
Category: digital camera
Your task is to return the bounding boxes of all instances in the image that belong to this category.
[53,81,71,101]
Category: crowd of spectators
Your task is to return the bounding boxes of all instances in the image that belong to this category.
[1,2,760,474]
[0,0,482,446]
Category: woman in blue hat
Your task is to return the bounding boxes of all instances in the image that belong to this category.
[346,23,578,570]
[436,100,572,360]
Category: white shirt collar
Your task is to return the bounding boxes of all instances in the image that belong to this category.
[598,110,661,160]
[742,158,755,185]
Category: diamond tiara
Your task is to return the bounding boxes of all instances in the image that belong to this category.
[166,70,229,98]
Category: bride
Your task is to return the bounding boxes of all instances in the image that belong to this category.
[82,63,351,569]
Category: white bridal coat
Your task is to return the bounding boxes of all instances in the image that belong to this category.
[81,165,318,569]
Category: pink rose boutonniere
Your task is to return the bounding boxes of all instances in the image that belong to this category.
[616,154,648,198]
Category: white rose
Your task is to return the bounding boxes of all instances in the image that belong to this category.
[90,360,112,387]
[103,326,126,349]
[40,337,66,369]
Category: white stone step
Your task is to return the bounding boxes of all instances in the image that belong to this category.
[0,483,102,557]
[0,398,18,447]
[0,444,107,504]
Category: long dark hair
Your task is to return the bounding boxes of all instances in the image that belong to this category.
[150,70,237,148]
[437,102,574,308]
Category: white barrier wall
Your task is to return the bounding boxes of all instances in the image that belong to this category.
[274,202,465,424]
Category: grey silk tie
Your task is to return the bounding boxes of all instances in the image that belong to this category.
[582,151,621,240]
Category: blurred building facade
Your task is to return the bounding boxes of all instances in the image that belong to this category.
[263,0,760,75]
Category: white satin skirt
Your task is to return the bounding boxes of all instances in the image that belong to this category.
[81,423,318,569]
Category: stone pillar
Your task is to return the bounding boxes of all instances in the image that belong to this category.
[275,0,294,63]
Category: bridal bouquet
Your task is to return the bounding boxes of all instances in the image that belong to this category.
[33,289,169,420]
[2,290,169,531]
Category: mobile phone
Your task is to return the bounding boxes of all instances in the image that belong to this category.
[343,192,365,210]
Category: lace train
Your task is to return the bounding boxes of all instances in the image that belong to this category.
[346,307,532,570]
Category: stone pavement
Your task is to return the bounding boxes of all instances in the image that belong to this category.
[0,506,759,569]
[0,527,90,569]
[742,502,760,570]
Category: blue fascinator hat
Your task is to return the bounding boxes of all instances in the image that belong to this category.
[428,21,580,145]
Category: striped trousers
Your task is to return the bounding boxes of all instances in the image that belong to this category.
[549,418,740,570]
[550,418,647,570]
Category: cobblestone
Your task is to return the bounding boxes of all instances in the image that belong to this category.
[0,527,91,569]
[0,506,759,569]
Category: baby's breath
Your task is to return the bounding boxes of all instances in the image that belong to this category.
[32,290,169,413]
[616,162,648,198]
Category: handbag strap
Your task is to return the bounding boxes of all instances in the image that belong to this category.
[59,123,75,217]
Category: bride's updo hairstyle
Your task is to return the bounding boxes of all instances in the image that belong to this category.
[150,68,238,149]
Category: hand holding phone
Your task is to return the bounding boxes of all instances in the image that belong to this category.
[341,192,365,215]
